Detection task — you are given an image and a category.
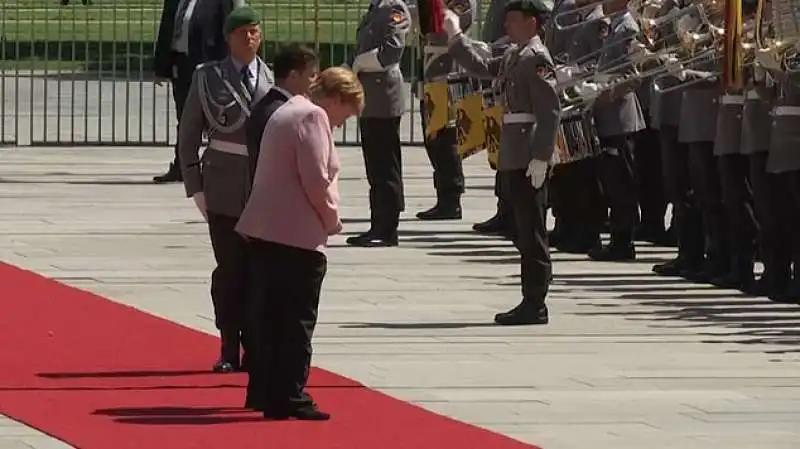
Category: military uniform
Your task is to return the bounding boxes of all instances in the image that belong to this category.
[711,73,758,291]
[650,0,704,276]
[346,0,411,247]
[743,67,782,296]
[763,72,800,302]
[587,10,647,261]
[676,52,726,281]
[448,0,560,325]
[549,4,607,254]
[415,0,476,220]
[179,51,274,371]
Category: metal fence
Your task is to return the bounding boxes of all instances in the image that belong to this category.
[0,0,487,147]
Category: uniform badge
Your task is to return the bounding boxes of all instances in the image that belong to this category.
[390,10,405,23]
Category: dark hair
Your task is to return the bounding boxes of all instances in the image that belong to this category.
[273,44,318,80]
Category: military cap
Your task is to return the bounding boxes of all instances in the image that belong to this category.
[504,0,554,16]
[224,6,261,35]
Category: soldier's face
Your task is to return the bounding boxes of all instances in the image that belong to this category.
[229,25,262,55]
[504,11,538,43]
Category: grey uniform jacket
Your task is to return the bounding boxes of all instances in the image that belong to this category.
[353,0,411,118]
[678,50,720,143]
[546,0,578,60]
[178,57,274,218]
[450,34,561,170]
[741,67,775,155]
[566,5,605,63]
[767,72,800,173]
[592,11,646,138]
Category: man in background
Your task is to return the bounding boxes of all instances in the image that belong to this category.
[152,0,243,183]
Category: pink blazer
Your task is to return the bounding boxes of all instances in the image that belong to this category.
[235,95,341,253]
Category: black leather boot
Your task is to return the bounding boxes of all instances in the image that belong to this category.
[213,330,240,373]
[416,195,462,220]
[588,232,636,261]
[494,302,549,326]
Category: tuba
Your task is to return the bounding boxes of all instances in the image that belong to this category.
[753,0,800,72]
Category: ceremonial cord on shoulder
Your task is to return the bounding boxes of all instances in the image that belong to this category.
[196,68,248,136]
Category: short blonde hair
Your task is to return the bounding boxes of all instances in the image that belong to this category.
[310,67,365,111]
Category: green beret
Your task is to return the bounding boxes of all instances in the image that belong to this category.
[504,0,554,16]
[224,6,261,35]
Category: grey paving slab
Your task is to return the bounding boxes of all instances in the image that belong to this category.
[0,146,799,449]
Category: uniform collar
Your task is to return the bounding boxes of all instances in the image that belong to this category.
[232,57,259,79]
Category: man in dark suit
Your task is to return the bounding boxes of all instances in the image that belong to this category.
[152,0,240,184]
[242,44,320,412]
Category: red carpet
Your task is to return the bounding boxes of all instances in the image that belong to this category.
[0,262,541,449]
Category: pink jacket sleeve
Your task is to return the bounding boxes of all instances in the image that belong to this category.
[295,109,340,233]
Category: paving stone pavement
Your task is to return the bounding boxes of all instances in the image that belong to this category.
[1,146,799,449]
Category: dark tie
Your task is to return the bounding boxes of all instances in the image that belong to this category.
[240,66,254,95]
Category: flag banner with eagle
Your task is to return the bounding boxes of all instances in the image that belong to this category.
[723,0,744,89]
[423,81,449,137]
[455,93,486,159]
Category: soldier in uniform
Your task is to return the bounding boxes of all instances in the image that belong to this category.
[346,0,412,247]
[674,35,726,282]
[650,0,704,276]
[472,0,516,238]
[178,7,274,372]
[548,0,607,253]
[444,0,560,325]
[743,65,779,295]
[709,6,759,291]
[758,54,800,303]
[584,0,647,261]
[415,0,477,220]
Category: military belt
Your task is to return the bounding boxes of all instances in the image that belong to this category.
[773,105,800,116]
[721,94,745,105]
[358,63,400,73]
[209,140,248,156]
[746,90,760,100]
[503,113,536,124]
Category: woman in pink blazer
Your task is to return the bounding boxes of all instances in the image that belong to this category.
[236,67,364,421]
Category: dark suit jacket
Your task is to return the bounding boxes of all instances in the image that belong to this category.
[153,0,234,78]
[246,87,292,183]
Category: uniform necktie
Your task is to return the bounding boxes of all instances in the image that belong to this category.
[241,66,254,95]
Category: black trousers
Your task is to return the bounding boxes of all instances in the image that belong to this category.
[207,212,249,336]
[717,153,758,260]
[687,141,727,265]
[597,134,638,239]
[749,153,789,278]
[359,117,404,234]
[246,239,327,412]
[634,127,668,231]
[550,157,605,237]
[502,169,550,306]
[494,171,514,221]
[419,101,465,199]
[169,52,196,170]
[660,126,704,261]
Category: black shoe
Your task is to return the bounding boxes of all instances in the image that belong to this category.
[710,271,756,292]
[588,243,636,262]
[652,257,702,276]
[416,201,462,220]
[263,406,331,421]
[153,166,182,184]
[212,359,237,373]
[494,303,549,326]
[635,227,675,246]
[682,259,728,283]
[556,235,601,254]
[346,231,398,247]
[472,213,506,235]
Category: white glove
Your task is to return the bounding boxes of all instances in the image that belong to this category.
[443,9,461,38]
[473,41,492,58]
[577,81,601,102]
[525,159,548,189]
[192,192,208,221]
